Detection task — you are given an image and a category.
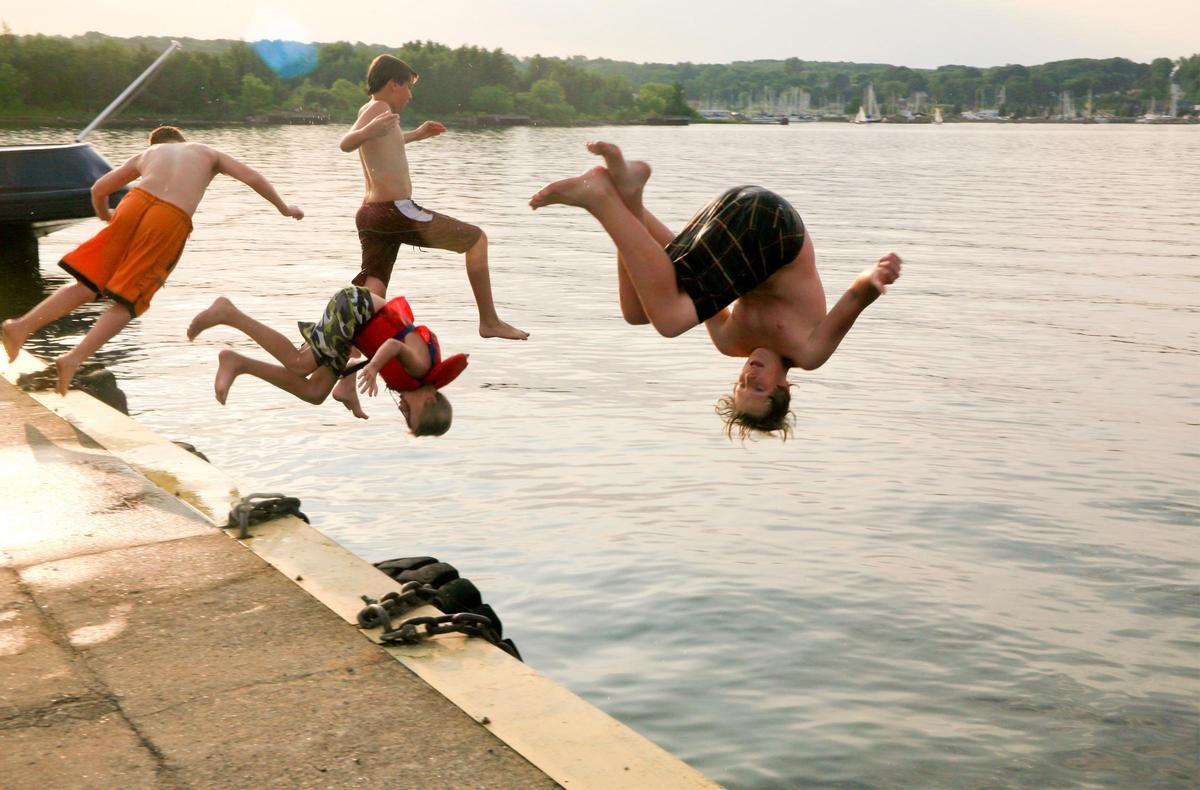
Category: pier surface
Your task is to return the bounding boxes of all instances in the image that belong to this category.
[0,376,557,787]
[0,361,715,789]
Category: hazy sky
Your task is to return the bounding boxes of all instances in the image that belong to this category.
[3,1,1196,68]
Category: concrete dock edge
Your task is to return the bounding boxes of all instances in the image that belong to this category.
[1,351,716,788]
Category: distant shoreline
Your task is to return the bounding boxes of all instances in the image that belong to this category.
[2,115,1196,131]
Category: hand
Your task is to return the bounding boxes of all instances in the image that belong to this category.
[417,120,447,139]
[357,366,380,397]
[282,205,304,220]
[862,252,902,294]
[364,111,400,138]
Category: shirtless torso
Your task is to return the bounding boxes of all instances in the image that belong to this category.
[704,234,830,364]
[119,142,223,215]
[94,140,300,220]
[352,99,414,203]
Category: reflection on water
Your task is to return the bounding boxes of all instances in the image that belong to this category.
[1,123,1197,788]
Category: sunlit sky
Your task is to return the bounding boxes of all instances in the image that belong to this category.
[3,1,1196,68]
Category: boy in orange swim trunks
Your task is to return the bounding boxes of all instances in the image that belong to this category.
[1,126,303,394]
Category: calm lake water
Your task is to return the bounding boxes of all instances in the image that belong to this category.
[2,122,1197,788]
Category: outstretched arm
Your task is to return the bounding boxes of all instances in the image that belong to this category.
[795,253,901,370]
[403,121,446,144]
[356,337,430,397]
[90,154,143,221]
[339,102,399,152]
[214,151,304,219]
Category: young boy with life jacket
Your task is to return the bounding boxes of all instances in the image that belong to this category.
[186,286,466,436]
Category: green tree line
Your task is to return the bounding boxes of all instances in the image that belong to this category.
[0,26,1196,123]
[0,30,651,122]
[586,54,1200,117]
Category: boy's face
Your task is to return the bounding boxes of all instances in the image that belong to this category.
[389,78,413,112]
[397,389,432,432]
[731,348,788,418]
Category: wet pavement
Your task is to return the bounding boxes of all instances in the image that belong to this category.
[0,375,559,788]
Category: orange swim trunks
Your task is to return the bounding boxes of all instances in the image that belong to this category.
[59,188,193,317]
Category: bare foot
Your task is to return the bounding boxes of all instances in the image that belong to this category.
[586,141,651,213]
[480,318,529,340]
[331,375,369,419]
[214,349,241,405]
[187,297,235,341]
[53,355,79,396]
[2,319,27,363]
[529,166,619,210]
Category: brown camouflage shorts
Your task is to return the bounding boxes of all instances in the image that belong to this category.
[354,199,483,288]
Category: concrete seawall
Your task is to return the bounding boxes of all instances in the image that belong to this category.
[0,353,716,788]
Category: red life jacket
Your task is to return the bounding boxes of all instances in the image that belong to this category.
[352,297,468,391]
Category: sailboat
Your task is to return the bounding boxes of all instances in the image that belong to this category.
[1054,90,1077,121]
[1138,68,1184,123]
[852,83,883,124]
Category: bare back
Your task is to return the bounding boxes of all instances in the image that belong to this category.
[132,142,223,215]
[711,233,829,360]
[355,100,413,202]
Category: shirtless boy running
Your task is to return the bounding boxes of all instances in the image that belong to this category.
[2,126,303,394]
[530,141,901,438]
[340,54,527,340]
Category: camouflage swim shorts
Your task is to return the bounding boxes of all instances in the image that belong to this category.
[298,286,376,374]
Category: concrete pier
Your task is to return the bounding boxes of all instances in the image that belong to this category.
[0,356,716,789]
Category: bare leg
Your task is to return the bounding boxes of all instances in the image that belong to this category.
[331,374,369,419]
[53,303,132,396]
[463,232,528,340]
[189,297,315,374]
[586,142,675,325]
[617,206,677,324]
[361,276,386,299]
[214,349,335,406]
[3,282,96,362]
[531,167,695,336]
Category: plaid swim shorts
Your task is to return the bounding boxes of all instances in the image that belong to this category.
[666,186,806,322]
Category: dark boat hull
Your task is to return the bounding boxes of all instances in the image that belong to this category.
[0,142,125,237]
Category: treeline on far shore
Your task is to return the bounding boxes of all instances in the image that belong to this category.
[0,29,1197,126]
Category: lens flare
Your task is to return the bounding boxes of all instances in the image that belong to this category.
[246,8,318,78]
[252,39,318,79]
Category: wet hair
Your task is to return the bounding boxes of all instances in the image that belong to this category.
[410,392,453,437]
[148,125,185,144]
[366,54,420,95]
[715,384,794,441]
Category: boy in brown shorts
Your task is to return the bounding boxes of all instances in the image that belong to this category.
[339,54,527,340]
[2,126,303,394]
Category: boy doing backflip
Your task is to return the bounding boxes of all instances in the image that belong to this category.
[339,54,527,340]
[186,285,466,436]
[2,126,303,394]
[530,142,901,439]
